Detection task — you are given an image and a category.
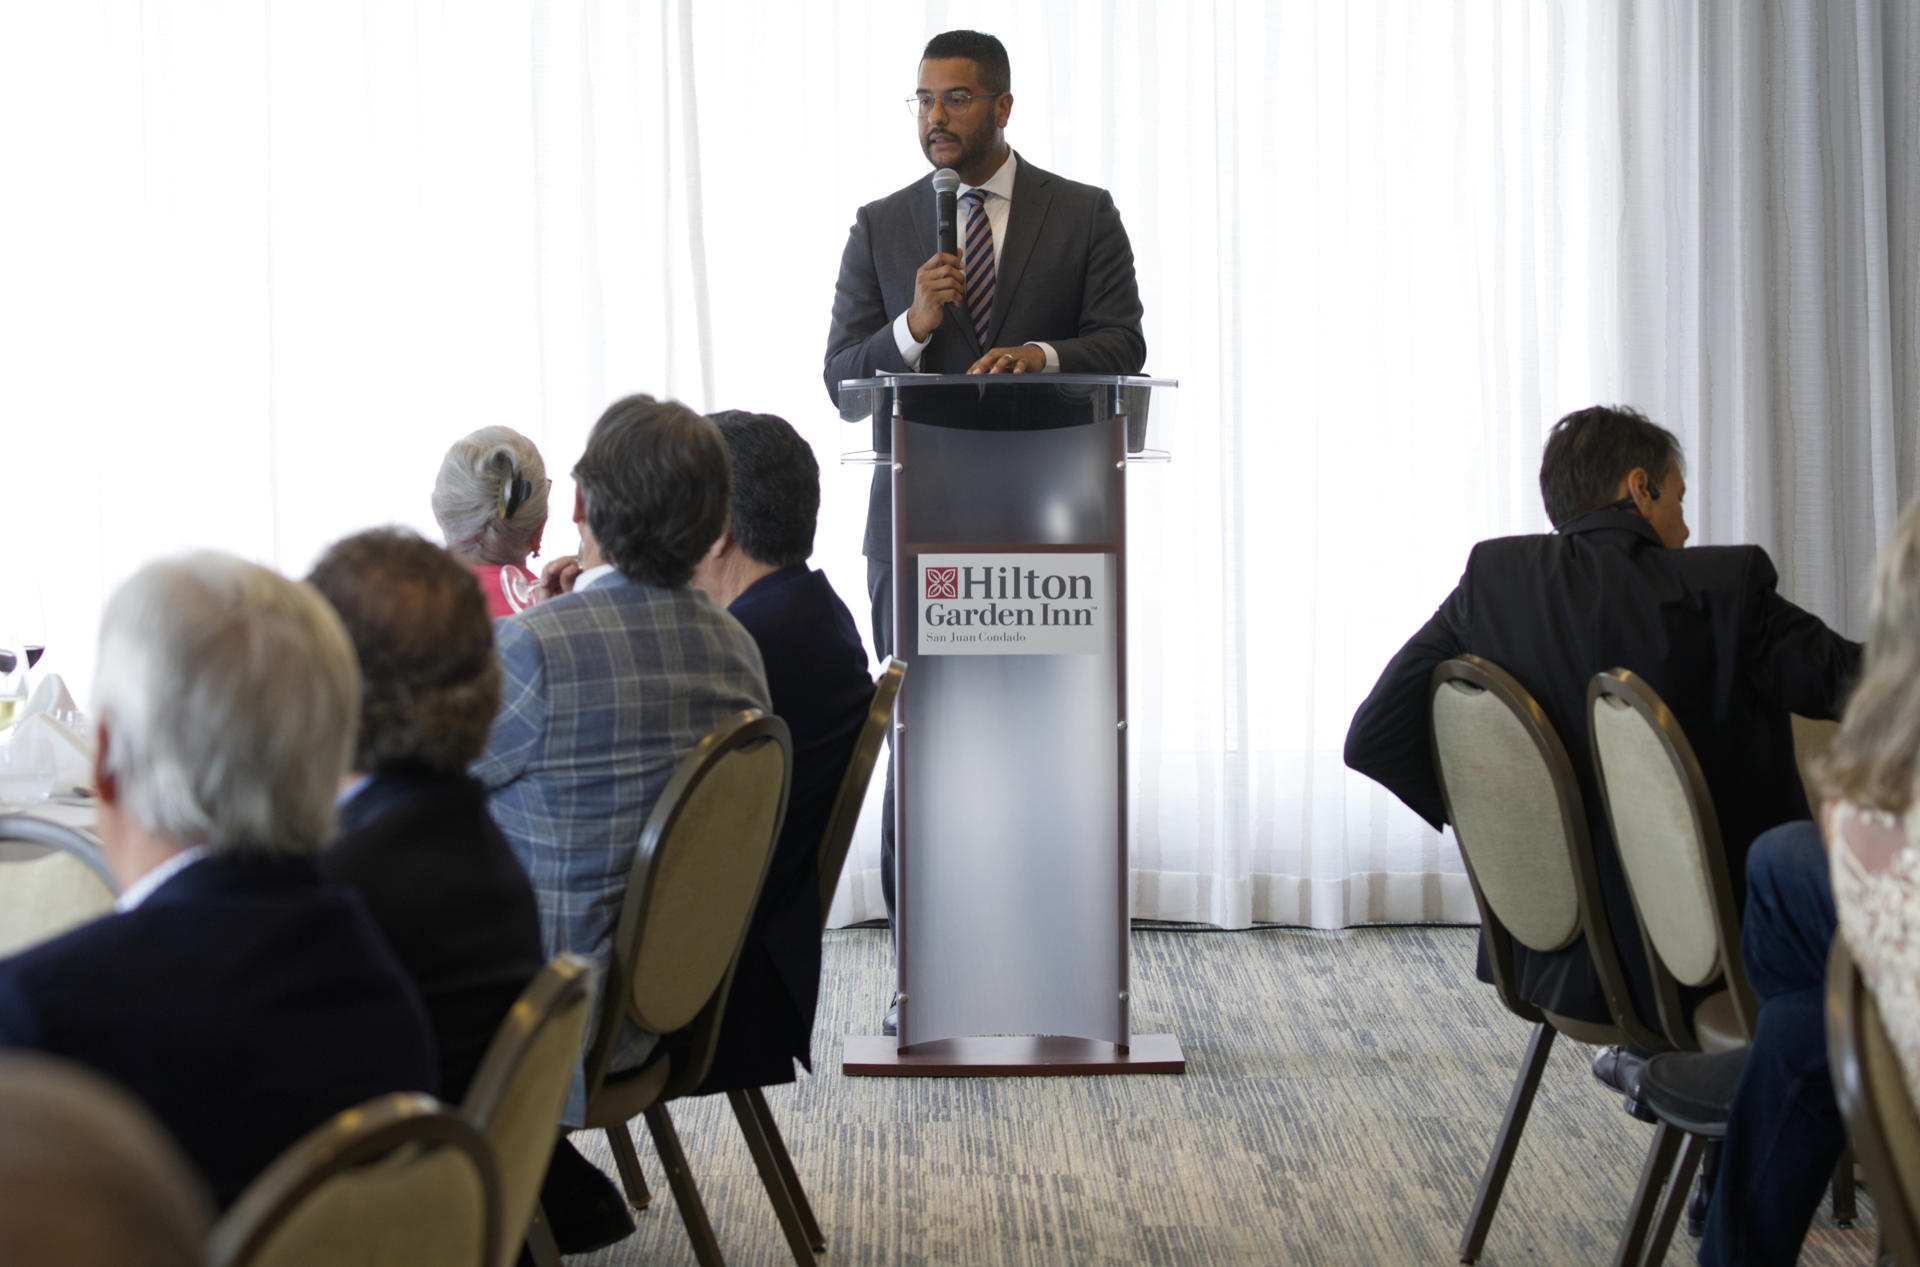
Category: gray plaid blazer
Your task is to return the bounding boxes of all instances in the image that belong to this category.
[472,572,769,1123]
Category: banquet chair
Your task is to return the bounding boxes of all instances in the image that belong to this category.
[724,656,907,1265]
[1589,668,1757,1267]
[1428,655,1668,1264]
[1790,713,1859,1220]
[574,710,791,1267]
[1828,938,1920,1267]
[0,813,117,957]
[461,953,593,1267]
[208,1092,498,1267]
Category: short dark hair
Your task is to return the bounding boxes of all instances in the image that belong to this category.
[1538,405,1684,529]
[708,411,820,569]
[574,394,731,588]
[922,30,1010,92]
[307,527,500,775]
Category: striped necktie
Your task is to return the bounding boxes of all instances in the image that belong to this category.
[962,188,995,349]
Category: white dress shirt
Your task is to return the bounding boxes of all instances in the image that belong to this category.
[115,845,211,912]
[574,562,620,592]
[891,152,1060,372]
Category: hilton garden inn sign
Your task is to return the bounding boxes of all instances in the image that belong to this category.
[916,553,1107,655]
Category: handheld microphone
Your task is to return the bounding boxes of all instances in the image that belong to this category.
[932,168,960,257]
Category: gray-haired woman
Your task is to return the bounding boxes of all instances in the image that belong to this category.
[430,426,550,618]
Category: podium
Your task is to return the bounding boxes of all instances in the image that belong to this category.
[837,373,1183,1076]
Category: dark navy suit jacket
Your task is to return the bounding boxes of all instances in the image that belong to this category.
[1345,509,1862,1025]
[700,566,873,1093]
[0,852,437,1208]
[324,768,544,1102]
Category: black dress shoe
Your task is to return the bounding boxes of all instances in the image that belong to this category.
[540,1136,637,1254]
[1641,1048,1747,1138]
[882,1000,899,1036]
[1591,1045,1656,1120]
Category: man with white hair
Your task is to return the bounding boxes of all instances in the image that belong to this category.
[0,553,437,1209]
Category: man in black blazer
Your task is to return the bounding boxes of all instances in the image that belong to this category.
[0,553,437,1209]
[1345,407,1861,1036]
[693,411,874,1093]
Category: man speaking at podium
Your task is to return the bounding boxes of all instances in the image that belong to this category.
[823,29,1147,937]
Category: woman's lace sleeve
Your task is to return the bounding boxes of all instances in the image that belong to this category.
[1829,801,1920,1105]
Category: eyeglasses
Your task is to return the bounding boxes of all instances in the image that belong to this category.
[906,89,1001,118]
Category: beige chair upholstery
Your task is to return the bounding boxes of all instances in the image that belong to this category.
[1588,670,1755,1048]
[208,1092,498,1267]
[1790,714,1840,814]
[575,710,792,1267]
[462,955,592,1267]
[0,815,117,957]
[1587,669,1760,1267]
[1829,937,1920,1267]
[725,656,905,1266]
[1428,656,1665,1264]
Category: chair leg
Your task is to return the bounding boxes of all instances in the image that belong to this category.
[526,1202,564,1267]
[1831,1147,1857,1226]
[1458,1022,1556,1263]
[743,1087,825,1252]
[729,1089,819,1266]
[644,1104,726,1267]
[604,1122,654,1210]
[1612,1122,1683,1267]
[1638,1132,1705,1267]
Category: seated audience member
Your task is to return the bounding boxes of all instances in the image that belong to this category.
[433,425,550,618]
[0,1052,210,1267]
[1345,406,1861,1100]
[473,393,769,1121]
[1643,498,1920,1267]
[0,553,436,1208]
[692,410,874,1094]
[307,528,543,1103]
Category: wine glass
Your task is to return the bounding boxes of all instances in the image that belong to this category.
[0,643,24,733]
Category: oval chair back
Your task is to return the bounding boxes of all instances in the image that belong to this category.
[816,658,905,929]
[1588,669,1755,1051]
[209,1092,499,1267]
[581,710,792,1103]
[1829,937,1920,1267]
[0,815,117,957]
[462,955,593,1267]
[1430,656,1659,1048]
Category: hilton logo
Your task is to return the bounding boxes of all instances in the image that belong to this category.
[916,553,1107,657]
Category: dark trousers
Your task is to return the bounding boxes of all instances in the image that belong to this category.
[1700,819,1844,1267]
[866,557,896,923]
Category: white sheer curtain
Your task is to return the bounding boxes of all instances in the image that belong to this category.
[3,2,1911,929]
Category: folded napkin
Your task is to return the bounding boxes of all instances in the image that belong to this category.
[4,674,94,793]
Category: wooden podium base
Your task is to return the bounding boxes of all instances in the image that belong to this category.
[841,1033,1184,1077]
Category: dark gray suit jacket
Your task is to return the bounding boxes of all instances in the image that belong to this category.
[822,154,1147,557]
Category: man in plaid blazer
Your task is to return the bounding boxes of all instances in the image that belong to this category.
[473,395,769,1131]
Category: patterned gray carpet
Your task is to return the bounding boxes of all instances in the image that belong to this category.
[572,925,1875,1266]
